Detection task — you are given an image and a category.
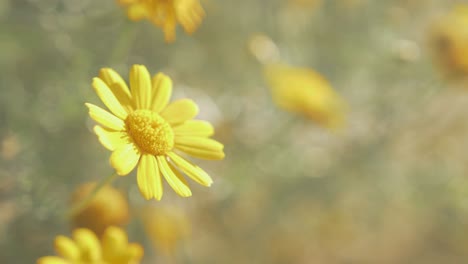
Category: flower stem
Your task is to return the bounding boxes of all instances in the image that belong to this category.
[66,172,119,218]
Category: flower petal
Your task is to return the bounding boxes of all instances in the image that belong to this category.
[102,226,127,260]
[92,77,128,120]
[156,156,192,197]
[130,65,152,109]
[37,256,69,264]
[54,236,80,260]
[150,73,173,113]
[93,126,129,151]
[160,99,199,125]
[110,143,141,176]
[167,152,213,186]
[73,228,101,261]
[175,145,225,160]
[85,103,125,131]
[173,120,214,137]
[98,68,133,111]
[137,154,163,200]
[175,137,223,152]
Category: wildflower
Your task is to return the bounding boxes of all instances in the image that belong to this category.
[117,0,205,42]
[263,63,346,130]
[37,226,143,264]
[142,206,190,256]
[86,65,224,200]
[430,4,468,76]
[70,182,129,236]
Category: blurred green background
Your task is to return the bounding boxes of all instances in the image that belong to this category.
[2,0,468,263]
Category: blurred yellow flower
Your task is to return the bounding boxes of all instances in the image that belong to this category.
[142,206,191,256]
[430,4,468,76]
[70,182,129,236]
[263,63,346,130]
[37,226,143,264]
[86,65,224,200]
[117,0,205,42]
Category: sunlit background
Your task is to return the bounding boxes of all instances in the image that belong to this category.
[3,0,468,263]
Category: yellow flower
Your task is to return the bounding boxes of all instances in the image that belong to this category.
[430,4,468,76]
[142,206,191,256]
[37,226,143,264]
[263,63,346,130]
[86,65,224,200]
[70,182,130,236]
[117,0,205,42]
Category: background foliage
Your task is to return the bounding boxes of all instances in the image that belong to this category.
[2,0,468,263]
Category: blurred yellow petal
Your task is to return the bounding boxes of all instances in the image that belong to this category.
[93,126,129,151]
[37,256,69,264]
[126,3,150,20]
[175,145,225,160]
[85,103,125,131]
[263,63,346,130]
[168,152,213,186]
[54,236,79,260]
[130,65,152,109]
[160,99,199,125]
[73,228,101,262]
[173,120,214,137]
[102,226,127,260]
[157,156,192,197]
[110,143,141,176]
[150,72,173,113]
[137,154,163,200]
[127,243,144,260]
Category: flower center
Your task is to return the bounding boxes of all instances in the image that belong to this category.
[125,110,174,155]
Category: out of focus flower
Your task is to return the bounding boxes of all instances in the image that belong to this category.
[142,206,191,256]
[248,34,280,64]
[37,226,143,264]
[263,63,346,130]
[70,182,129,236]
[430,4,468,76]
[86,65,224,200]
[117,0,205,42]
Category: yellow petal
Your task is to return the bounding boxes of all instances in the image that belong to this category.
[175,145,225,160]
[127,3,150,20]
[175,137,223,151]
[99,68,133,112]
[167,152,213,186]
[110,143,141,176]
[85,103,125,131]
[102,226,127,259]
[37,256,69,264]
[92,78,128,120]
[137,154,163,200]
[130,65,152,109]
[54,236,79,260]
[157,156,192,197]
[73,228,101,261]
[162,12,177,43]
[173,120,214,137]
[93,126,129,151]
[160,99,199,125]
[127,243,144,261]
[150,73,173,113]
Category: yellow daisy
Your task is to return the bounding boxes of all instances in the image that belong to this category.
[70,182,130,236]
[37,226,143,264]
[118,0,205,42]
[430,4,468,76]
[263,63,347,131]
[86,65,224,200]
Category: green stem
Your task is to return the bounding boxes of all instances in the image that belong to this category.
[66,172,119,218]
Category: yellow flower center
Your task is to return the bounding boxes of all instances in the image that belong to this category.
[125,110,174,155]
